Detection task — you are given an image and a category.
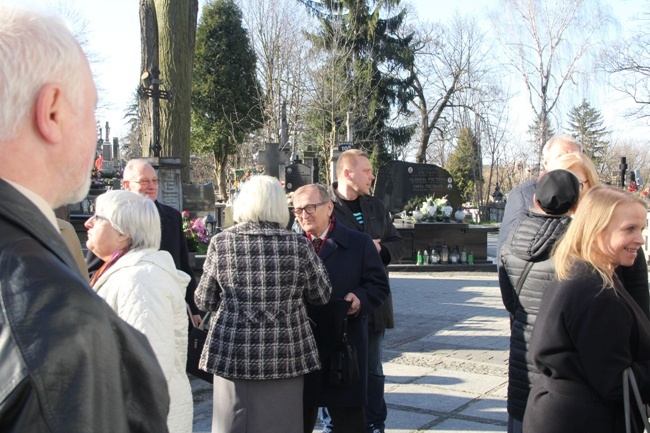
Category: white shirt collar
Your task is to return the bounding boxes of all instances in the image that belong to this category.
[4,179,58,230]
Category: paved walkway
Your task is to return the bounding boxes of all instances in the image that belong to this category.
[190,270,509,433]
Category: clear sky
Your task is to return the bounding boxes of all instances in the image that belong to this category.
[1,0,648,142]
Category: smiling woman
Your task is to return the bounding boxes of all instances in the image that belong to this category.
[523,185,650,433]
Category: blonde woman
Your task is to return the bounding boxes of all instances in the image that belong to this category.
[524,185,649,433]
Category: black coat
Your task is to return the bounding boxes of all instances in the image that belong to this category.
[0,180,170,432]
[329,183,403,330]
[524,261,650,433]
[87,200,199,314]
[303,221,390,408]
[499,212,572,420]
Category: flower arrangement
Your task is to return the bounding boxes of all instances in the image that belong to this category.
[182,211,210,254]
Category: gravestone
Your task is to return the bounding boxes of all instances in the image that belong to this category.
[101,144,112,170]
[182,182,216,217]
[285,163,313,192]
[153,157,183,211]
[374,161,462,214]
[257,142,291,179]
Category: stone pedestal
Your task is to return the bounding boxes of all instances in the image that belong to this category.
[393,219,497,271]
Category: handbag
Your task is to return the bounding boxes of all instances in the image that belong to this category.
[328,316,360,387]
[186,310,213,384]
[623,367,650,433]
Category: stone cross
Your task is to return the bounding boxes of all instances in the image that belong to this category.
[257,142,287,179]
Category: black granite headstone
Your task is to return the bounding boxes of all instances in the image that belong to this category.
[182,182,216,216]
[374,161,462,214]
[284,163,312,192]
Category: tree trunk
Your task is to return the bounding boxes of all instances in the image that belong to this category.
[139,0,157,156]
[213,150,229,200]
[155,0,198,182]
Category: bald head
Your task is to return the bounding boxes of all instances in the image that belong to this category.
[542,136,582,170]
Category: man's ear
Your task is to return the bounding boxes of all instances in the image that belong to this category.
[34,83,64,144]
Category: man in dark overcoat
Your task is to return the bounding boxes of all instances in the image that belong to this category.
[293,184,390,433]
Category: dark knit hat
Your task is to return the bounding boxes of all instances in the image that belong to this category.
[535,169,580,215]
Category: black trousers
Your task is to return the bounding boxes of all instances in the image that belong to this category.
[303,406,365,433]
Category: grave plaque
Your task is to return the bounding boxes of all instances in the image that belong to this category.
[182,182,216,216]
[374,161,462,214]
[285,163,312,192]
[155,157,183,211]
[101,144,112,170]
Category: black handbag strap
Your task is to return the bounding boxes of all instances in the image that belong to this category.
[624,367,650,433]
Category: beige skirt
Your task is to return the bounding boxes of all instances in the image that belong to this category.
[212,375,304,433]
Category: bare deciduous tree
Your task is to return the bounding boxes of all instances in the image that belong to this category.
[406,14,487,164]
[492,0,611,171]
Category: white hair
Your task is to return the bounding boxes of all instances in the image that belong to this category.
[123,159,156,180]
[0,6,87,141]
[95,190,161,251]
[233,175,290,226]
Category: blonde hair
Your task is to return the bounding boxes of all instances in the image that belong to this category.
[336,149,368,179]
[553,185,647,288]
[549,152,599,191]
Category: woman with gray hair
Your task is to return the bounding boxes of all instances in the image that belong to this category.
[195,175,332,433]
[85,189,193,433]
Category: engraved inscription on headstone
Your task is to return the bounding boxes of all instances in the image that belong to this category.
[284,163,312,192]
[156,158,183,211]
[374,161,462,214]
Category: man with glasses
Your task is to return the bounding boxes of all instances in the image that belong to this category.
[87,158,200,323]
[326,149,403,433]
[293,184,389,433]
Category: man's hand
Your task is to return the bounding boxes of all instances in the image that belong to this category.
[344,292,361,315]
[373,238,381,253]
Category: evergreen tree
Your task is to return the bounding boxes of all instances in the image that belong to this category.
[301,0,415,171]
[192,0,262,199]
[566,99,609,170]
[527,113,556,170]
[446,127,482,203]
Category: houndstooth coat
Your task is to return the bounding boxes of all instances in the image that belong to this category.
[195,221,332,380]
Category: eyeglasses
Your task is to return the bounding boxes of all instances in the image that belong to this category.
[293,201,327,216]
[579,179,589,190]
[90,214,111,223]
[89,214,125,234]
[129,178,159,186]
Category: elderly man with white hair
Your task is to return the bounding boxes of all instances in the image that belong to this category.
[0,6,170,432]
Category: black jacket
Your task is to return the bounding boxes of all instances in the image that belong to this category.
[329,183,403,330]
[499,211,571,421]
[0,180,170,432]
[524,262,650,433]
